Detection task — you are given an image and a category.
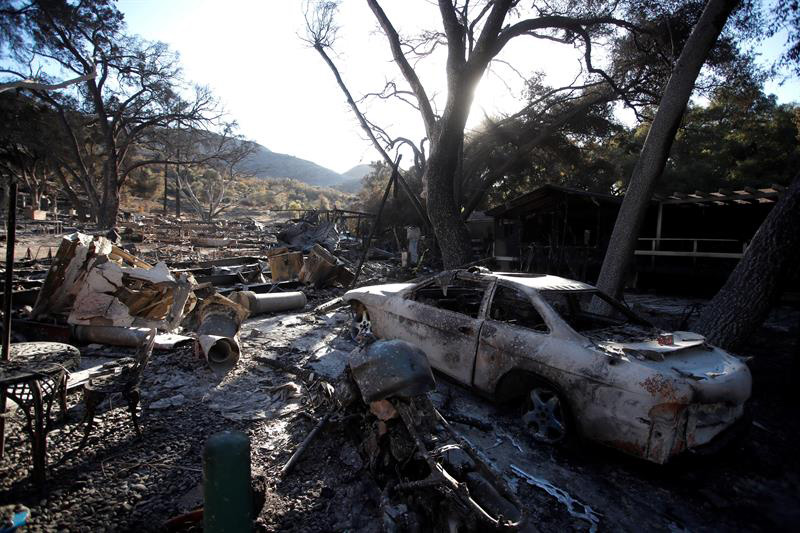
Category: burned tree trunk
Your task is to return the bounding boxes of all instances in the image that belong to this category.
[98,164,121,228]
[693,175,800,350]
[98,193,120,228]
[425,138,473,268]
[595,0,738,298]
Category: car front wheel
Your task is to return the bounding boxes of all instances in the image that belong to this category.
[349,302,372,342]
[522,385,570,444]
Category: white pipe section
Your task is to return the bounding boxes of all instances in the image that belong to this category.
[230,291,306,315]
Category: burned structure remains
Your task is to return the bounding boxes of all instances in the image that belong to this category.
[488,184,785,292]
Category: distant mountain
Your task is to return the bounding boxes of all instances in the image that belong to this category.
[238,143,347,187]
[334,163,374,193]
[342,164,373,180]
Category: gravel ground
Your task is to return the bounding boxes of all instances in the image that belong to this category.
[1,293,798,532]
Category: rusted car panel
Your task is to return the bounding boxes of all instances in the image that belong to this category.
[343,270,752,464]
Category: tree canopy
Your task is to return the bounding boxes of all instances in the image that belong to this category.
[305,0,773,266]
[0,0,237,225]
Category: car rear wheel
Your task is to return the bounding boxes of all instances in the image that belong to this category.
[522,385,570,444]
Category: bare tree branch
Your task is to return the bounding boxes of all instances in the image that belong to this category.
[367,0,437,138]
[0,66,96,93]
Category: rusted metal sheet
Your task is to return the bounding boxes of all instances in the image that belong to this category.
[267,247,303,282]
[298,244,339,288]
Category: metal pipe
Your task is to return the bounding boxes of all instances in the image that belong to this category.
[3,180,17,361]
[197,334,240,369]
[280,412,331,478]
[195,294,247,373]
[229,290,306,315]
[72,325,150,347]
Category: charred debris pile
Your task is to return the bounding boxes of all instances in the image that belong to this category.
[5,210,527,530]
[3,209,420,354]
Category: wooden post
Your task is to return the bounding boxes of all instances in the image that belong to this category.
[175,149,181,217]
[3,179,16,361]
[0,180,16,459]
[163,162,168,213]
[175,172,181,217]
[655,203,663,250]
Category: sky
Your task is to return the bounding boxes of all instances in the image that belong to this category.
[116,0,799,175]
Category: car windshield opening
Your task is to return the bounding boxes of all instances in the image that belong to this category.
[540,290,650,332]
[489,285,549,332]
[412,277,486,319]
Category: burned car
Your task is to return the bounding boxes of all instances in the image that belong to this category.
[343,269,752,464]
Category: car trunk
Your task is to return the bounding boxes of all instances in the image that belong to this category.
[588,326,752,405]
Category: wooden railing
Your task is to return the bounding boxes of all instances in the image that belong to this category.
[635,238,745,259]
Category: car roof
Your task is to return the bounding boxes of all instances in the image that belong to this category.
[491,272,596,291]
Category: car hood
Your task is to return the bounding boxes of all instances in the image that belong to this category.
[343,282,414,301]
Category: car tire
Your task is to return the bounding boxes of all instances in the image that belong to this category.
[521,379,571,445]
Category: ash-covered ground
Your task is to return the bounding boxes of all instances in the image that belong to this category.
[1,292,798,532]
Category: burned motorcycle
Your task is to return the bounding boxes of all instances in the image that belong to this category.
[345,338,524,532]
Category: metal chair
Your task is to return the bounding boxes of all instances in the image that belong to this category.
[79,329,156,447]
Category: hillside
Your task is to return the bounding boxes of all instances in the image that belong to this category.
[335,163,373,193]
[238,143,348,187]
[342,164,373,180]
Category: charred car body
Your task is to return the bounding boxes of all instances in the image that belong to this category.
[343,269,752,464]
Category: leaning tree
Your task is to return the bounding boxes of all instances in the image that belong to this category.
[692,174,800,350]
[595,0,740,299]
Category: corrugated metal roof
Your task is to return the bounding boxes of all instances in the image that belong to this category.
[485,184,623,219]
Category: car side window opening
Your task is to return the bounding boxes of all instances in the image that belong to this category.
[540,290,650,332]
[489,286,549,333]
[412,277,486,319]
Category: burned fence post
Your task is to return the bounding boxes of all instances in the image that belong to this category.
[0,178,16,459]
[2,178,17,361]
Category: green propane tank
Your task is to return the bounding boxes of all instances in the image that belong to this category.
[203,430,253,532]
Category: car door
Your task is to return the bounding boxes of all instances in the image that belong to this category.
[380,273,492,385]
[474,282,555,393]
